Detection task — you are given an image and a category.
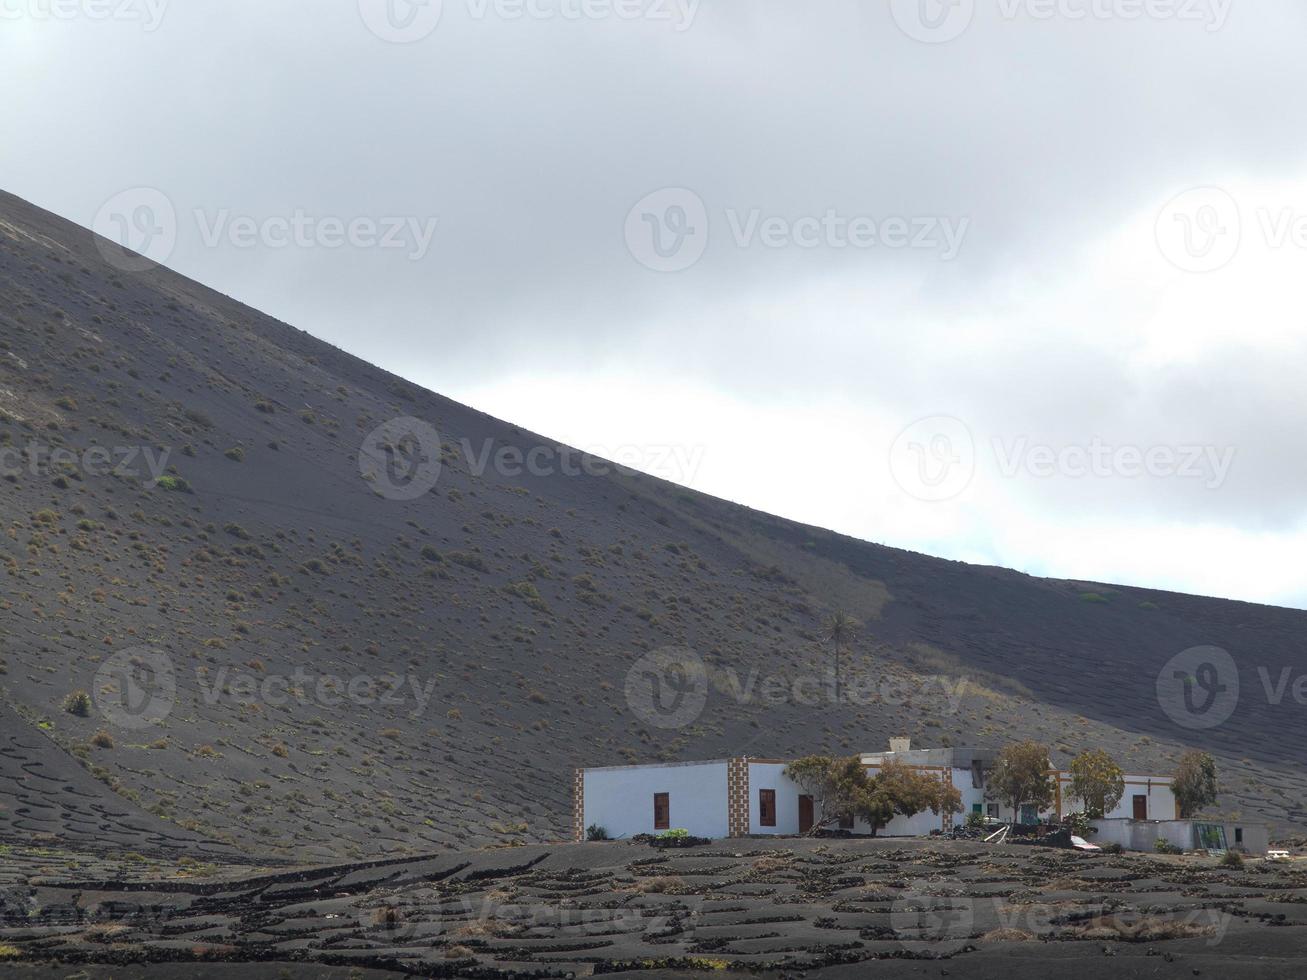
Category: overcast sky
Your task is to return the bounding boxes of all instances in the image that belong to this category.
[4,0,1307,608]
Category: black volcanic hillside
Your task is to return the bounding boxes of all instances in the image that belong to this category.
[1,189,1305,862]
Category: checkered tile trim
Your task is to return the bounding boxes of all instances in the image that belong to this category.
[727,757,750,837]
[572,768,585,842]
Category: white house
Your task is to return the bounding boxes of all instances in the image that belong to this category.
[574,740,1178,840]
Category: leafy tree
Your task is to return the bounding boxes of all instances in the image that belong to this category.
[856,761,963,836]
[786,755,966,836]
[784,755,864,832]
[988,741,1055,824]
[1068,749,1125,818]
[854,781,895,835]
[819,611,861,703]
[1172,751,1218,818]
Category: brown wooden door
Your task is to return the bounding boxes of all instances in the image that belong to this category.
[654,792,670,830]
[798,795,814,834]
[1132,794,1148,820]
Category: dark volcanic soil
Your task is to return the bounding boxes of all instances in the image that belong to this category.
[1,186,1306,871]
[2,838,1307,978]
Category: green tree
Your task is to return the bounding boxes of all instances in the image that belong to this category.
[1172,751,1218,818]
[988,741,1055,824]
[857,761,963,836]
[784,755,866,832]
[819,611,861,704]
[1068,749,1125,818]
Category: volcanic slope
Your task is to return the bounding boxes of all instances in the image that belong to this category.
[1,189,1305,862]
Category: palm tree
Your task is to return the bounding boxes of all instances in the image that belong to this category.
[820,611,861,704]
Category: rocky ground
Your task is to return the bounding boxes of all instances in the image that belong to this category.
[3,837,1307,978]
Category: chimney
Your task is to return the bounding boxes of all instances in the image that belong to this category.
[889,737,911,754]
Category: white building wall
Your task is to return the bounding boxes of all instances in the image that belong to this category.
[747,762,803,835]
[582,761,729,840]
[747,762,980,837]
[1054,775,1176,822]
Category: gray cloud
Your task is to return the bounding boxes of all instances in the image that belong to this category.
[4,0,1306,604]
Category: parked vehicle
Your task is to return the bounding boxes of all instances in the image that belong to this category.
[1070,836,1102,852]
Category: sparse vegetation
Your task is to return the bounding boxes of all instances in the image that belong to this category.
[63,690,92,717]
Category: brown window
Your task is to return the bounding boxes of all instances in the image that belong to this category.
[759,789,776,827]
[653,792,670,830]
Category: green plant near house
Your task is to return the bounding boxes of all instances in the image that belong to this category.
[658,828,690,839]
[586,824,610,841]
[1154,838,1183,855]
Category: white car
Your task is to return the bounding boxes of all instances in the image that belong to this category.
[1071,836,1102,852]
[1266,849,1291,862]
